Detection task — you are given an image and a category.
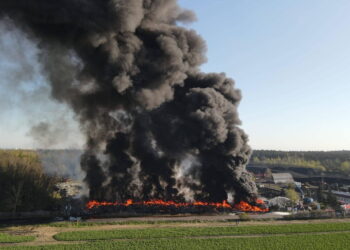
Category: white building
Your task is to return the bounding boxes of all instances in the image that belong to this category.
[272,173,294,184]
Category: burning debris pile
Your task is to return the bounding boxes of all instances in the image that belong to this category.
[0,0,258,205]
[86,199,268,214]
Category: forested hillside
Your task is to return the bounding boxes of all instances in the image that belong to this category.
[250,150,350,174]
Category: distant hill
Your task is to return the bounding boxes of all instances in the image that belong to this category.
[249,150,350,176]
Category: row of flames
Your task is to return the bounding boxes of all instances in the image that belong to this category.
[86,199,268,212]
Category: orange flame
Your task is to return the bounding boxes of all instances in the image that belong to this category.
[86,199,268,212]
[234,201,269,212]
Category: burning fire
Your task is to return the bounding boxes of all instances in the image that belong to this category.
[234,201,268,212]
[86,199,268,212]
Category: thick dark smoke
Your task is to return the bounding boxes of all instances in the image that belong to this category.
[0,0,257,202]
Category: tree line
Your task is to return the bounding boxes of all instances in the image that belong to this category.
[250,150,350,174]
[0,150,61,213]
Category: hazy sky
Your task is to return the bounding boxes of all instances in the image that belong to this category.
[0,0,349,151]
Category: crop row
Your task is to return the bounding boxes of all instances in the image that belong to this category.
[0,233,35,243]
[4,232,350,250]
[53,222,350,241]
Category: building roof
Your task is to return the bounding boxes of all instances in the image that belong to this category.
[332,191,350,198]
[272,173,294,184]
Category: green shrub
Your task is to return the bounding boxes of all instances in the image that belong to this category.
[0,150,61,212]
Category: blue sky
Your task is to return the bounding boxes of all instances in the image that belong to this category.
[179,0,350,150]
[0,1,349,150]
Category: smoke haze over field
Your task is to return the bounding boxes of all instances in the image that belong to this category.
[0,0,257,202]
[0,18,84,149]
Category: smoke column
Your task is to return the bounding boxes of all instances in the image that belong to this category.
[0,0,257,202]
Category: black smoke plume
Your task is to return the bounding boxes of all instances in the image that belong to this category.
[0,0,257,202]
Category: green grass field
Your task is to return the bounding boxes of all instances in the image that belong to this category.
[0,233,35,243]
[53,222,350,241]
[3,221,350,249]
[4,233,350,250]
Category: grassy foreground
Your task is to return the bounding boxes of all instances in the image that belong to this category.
[5,233,350,250]
[54,222,350,241]
[0,233,35,243]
